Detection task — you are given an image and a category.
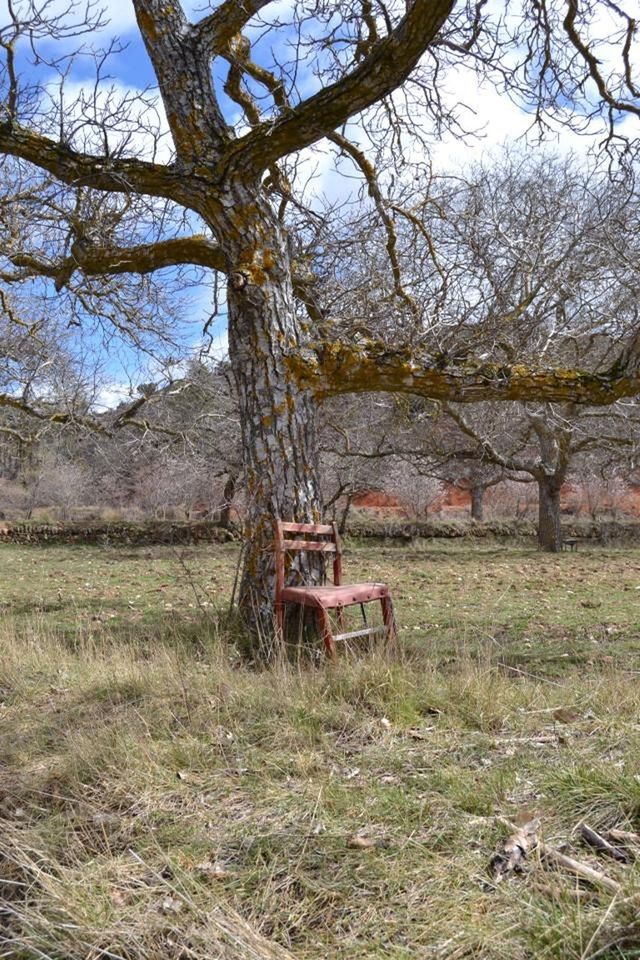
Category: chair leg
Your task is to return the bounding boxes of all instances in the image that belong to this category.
[381,596,397,650]
[316,607,337,660]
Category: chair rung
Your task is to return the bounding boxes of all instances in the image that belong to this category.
[333,626,389,643]
[281,539,337,552]
[280,522,335,534]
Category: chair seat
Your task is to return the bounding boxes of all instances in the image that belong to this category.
[281,582,390,608]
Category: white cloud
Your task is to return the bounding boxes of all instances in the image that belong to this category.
[98,0,217,35]
[95,0,139,35]
[0,0,136,40]
[93,380,132,411]
[428,70,606,172]
[0,0,223,43]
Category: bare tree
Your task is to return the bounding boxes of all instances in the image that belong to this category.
[0,0,639,639]
[488,478,539,522]
[386,466,444,521]
[319,394,402,530]
[35,454,92,520]
[444,399,639,549]
[77,358,242,521]
[577,469,628,520]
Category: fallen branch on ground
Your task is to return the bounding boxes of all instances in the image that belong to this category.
[493,735,560,745]
[608,828,640,848]
[491,818,622,893]
[489,819,540,881]
[579,823,631,864]
[539,843,621,893]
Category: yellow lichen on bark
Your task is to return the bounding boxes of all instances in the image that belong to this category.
[284,341,640,406]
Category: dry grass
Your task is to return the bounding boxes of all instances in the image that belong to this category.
[1,540,640,959]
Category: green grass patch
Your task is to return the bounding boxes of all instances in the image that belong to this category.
[1,540,639,959]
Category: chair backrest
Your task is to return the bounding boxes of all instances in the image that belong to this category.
[274,520,343,604]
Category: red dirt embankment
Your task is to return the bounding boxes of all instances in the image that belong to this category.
[352,483,640,518]
[352,491,403,510]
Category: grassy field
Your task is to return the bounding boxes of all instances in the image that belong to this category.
[1,539,640,959]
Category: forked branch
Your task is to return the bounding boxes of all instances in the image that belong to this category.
[327,131,419,321]
[563,0,640,118]
[222,0,456,177]
[193,0,274,55]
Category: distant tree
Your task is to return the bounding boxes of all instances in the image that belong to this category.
[438,463,505,523]
[577,470,628,520]
[444,400,638,549]
[319,395,403,531]
[36,456,92,521]
[488,478,538,522]
[385,467,444,521]
[0,477,27,517]
[85,359,242,522]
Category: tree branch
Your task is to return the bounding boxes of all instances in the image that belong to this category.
[0,392,111,434]
[0,423,34,445]
[133,0,230,159]
[7,235,226,288]
[221,0,455,178]
[327,131,419,321]
[287,341,640,407]
[0,391,185,441]
[5,235,322,295]
[563,0,640,118]
[443,404,534,475]
[193,0,274,55]
[0,121,184,201]
[571,435,634,453]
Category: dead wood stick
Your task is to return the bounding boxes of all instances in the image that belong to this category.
[494,818,621,893]
[489,819,539,881]
[519,706,577,714]
[579,823,630,863]
[495,662,563,687]
[538,842,621,893]
[493,735,559,744]
[607,828,640,846]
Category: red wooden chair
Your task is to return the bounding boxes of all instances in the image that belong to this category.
[274,519,396,659]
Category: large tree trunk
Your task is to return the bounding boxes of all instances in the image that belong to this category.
[470,485,485,522]
[537,474,562,552]
[221,197,323,646]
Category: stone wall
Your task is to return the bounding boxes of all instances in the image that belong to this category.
[0,521,238,545]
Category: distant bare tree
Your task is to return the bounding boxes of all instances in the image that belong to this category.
[444,400,638,549]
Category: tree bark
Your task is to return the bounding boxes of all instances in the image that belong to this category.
[470,485,485,522]
[537,475,562,552]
